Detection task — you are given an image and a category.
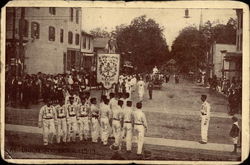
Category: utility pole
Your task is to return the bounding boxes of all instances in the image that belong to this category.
[18,7,25,77]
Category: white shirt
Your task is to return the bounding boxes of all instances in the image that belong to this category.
[132,108,147,128]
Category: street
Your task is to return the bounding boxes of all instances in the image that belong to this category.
[4,76,241,161]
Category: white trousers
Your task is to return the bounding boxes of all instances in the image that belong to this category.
[56,118,67,143]
[201,116,210,142]
[42,119,55,145]
[134,125,145,154]
[78,117,90,141]
[67,116,77,142]
[138,90,144,101]
[123,123,132,151]
[112,120,121,147]
[91,118,100,142]
[100,117,110,144]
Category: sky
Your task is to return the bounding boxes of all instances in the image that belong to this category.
[82,8,237,49]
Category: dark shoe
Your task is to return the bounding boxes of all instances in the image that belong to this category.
[199,141,207,144]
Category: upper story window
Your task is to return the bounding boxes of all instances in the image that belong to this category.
[76,10,79,24]
[49,7,56,15]
[70,8,73,22]
[68,31,73,44]
[31,22,40,39]
[49,26,55,41]
[75,33,79,45]
[19,19,29,37]
[60,29,64,43]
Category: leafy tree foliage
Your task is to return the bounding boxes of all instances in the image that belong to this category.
[171,18,236,73]
[114,15,170,72]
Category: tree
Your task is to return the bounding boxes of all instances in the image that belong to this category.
[115,15,170,72]
[90,27,111,38]
[171,26,208,73]
[171,18,237,73]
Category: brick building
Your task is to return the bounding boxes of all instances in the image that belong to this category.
[6,7,82,74]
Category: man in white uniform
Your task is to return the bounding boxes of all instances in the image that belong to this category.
[90,98,100,143]
[100,97,111,145]
[133,102,148,156]
[77,98,90,141]
[66,97,78,142]
[137,78,145,102]
[200,94,211,144]
[123,100,133,152]
[110,100,123,150]
[38,100,57,145]
[54,100,67,143]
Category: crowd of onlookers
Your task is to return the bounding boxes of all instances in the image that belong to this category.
[208,75,242,115]
[5,70,98,108]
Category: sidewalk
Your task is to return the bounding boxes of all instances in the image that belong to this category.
[5,124,234,152]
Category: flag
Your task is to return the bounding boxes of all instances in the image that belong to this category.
[97,54,120,89]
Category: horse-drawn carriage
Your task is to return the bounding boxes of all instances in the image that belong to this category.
[152,73,164,89]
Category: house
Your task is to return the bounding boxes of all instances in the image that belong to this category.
[222,9,242,80]
[93,37,110,54]
[209,43,236,78]
[6,7,82,74]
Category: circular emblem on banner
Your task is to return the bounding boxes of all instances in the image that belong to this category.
[99,60,117,79]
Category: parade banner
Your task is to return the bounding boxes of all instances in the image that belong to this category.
[97,54,120,89]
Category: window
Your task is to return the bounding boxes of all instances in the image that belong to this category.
[76,9,79,24]
[31,22,40,39]
[49,26,55,41]
[75,33,79,45]
[49,7,56,15]
[68,31,73,44]
[82,36,86,49]
[70,8,73,22]
[60,29,64,43]
[19,19,29,37]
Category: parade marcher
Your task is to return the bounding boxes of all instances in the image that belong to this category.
[77,97,90,141]
[100,97,111,145]
[137,77,145,102]
[125,79,132,99]
[131,75,137,92]
[147,80,154,100]
[109,93,117,111]
[66,96,78,142]
[38,99,57,145]
[110,100,123,150]
[229,116,240,154]
[55,100,67,143]
[132,102,148,156]
[123,100,133,152]
[199,94,211,144]
[90,98,100,143]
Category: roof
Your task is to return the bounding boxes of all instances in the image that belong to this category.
[93,38,110,48]
[81,31,93,37]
